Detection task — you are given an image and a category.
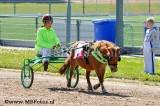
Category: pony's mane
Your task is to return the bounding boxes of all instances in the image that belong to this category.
[92,40,117,49]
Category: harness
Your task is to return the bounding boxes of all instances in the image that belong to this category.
[82,42,92,64]
[91,41,120,66]
[82,41,108,65]
[76,41,120,66]
[91,48,108,64]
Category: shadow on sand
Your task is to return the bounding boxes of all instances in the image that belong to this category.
[48,87,130,98]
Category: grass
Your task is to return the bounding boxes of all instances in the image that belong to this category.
[0,47,160,83]
[0,3,160,14]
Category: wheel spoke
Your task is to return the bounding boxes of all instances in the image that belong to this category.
[21,65,34,88]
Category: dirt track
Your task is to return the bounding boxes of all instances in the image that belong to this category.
[0,69,160,106]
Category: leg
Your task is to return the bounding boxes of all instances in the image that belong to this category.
[86,70,93,91]
[67,66,74,87]
[38,48,51,71]
[93,68,105,90]
[93,83,100,90]
[94,69,107,94]
[67,58,76,87]
[149,42,155,74]
[99,69,107,93]
[43,61,49,71]
[143,43,149,73]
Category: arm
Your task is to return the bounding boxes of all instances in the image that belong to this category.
[151,30,157,49]
[52,30,60,46]
[140,29,148,50]
[150,30,157,52]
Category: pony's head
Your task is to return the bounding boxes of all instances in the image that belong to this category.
[97,41,121,72]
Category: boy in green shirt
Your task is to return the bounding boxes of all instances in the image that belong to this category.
[35,14,60,71]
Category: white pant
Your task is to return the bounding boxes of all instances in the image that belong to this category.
[37,48,51,63]
[143,42,155,74]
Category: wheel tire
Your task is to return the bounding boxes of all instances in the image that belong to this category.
[21,65,34,88]
[66,67,79,88]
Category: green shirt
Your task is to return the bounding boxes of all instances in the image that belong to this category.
[35,27,59,53]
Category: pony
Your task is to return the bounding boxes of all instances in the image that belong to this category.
[59,40,121,93]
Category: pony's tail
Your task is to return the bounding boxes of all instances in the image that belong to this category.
[59,55,71,75]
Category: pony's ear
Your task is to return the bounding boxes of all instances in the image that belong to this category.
[113,46,121,51]
[106,47,111,56]
[116,46,121,50]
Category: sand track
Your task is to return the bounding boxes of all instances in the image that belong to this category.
[0,70,160,106]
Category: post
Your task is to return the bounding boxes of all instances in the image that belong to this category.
[66,0,71,43]
[96,0,98,13]
[35,17,38,31]
[76,20,80,41]
[149,0,150,14]
[14,0,16,14]
[0,21,2,45]
[109,0,111,15]
[126,0,129,16]
[0,21,1,39]
[116,0,124,53]
[83,0,85,14]
[49,0,51,14]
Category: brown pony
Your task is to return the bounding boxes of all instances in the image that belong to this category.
[59,40,121,93]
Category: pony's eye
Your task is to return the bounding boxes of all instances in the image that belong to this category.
[107,56,112,61]
[109,56,112,61]
[118,57,121,61]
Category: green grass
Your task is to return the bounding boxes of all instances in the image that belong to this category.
[0,48,160,83]
[0,3,160,14]
[0,17,38,40]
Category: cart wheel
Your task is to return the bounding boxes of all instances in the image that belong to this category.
[66,67,79,88]
[21,65,34,88]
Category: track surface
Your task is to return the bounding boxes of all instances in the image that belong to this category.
[0,69,160,106]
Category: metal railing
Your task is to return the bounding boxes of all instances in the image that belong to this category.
[0,15,146,50]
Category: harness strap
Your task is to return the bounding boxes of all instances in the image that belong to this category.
[91,48,108,64]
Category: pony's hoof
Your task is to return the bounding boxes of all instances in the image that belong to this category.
[87,86,93,91]
[93,84,100,90]
[100,89,108,94]
[67,83,71,88]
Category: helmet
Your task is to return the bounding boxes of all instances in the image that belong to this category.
[42,14,53,24]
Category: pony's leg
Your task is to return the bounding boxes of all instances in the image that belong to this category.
[93,69,102,90]
[67,60,76,88]
[86,70,93,91]
[94,69,107,94]
[93,83,100,90]
[99,69,107,94]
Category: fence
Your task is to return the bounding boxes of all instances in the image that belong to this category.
[0,15,145,49]
[0,15,94,47]
[0,0,160,15]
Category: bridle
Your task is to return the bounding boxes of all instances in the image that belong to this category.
[95,41,121,66]
[104,55,121,66]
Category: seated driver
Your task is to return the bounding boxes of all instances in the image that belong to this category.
[35,14,60,71]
